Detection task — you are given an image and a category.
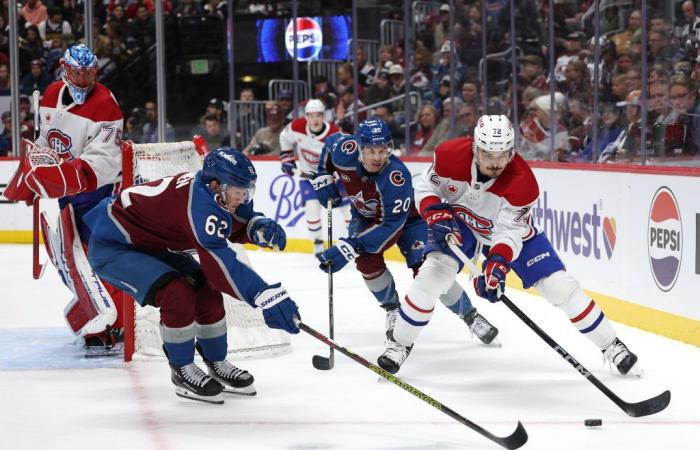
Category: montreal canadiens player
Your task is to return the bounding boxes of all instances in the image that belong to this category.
[385,115,640,376]
[4,44,125,353]
[312,118,498,355]
[279,99,349,255]
[83,147,301,404]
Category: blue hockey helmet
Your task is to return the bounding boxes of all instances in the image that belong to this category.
[61,44,98,105]
[357,118,393,148]
[201,147,257,203]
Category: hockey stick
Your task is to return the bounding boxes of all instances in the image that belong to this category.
[312,199,335,370]
[298,319,528,449]
[446,236,671,417]
[31,90,46,280]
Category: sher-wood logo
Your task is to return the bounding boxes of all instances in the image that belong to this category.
[648,187,682,292]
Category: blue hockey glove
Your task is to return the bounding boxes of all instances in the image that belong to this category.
[316,237,360,273]
[473,253,510,303]
[280,151,296,176]
[248,216,287,250]
[254,283,300,334]
[311,172,342,207]
[424,203,462,255]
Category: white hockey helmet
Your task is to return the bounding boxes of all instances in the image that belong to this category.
[305,99,325,115]
[473,114,515,153]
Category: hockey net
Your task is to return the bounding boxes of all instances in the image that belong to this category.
[120,140,291,362]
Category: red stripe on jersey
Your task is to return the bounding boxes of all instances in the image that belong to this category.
[404,295,434,314]
[41,81,123,123]
[433,137,474,182]
[486,153,539,207]
[571,300,595,323]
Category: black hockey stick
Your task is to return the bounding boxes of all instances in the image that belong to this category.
[312,199,335,370]
[299,319,528,449]
[447,238,671,417]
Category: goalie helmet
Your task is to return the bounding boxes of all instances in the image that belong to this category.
[473,115,515,153]
[202,147,257,203]
[61,44,98,105]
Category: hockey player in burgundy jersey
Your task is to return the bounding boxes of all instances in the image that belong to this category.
[84,148,300,403]
[312,118,498,361]
[386,115,640,376]
[279,99,350,255]
[4,44,125,353]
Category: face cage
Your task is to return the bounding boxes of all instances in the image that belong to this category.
[63,63,97,90]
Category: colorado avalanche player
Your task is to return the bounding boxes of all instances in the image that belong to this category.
[385,115,640,376]
[83,148,300,404]
[312,118,498,359]
[279,99,349,255]
[4,44,125,353]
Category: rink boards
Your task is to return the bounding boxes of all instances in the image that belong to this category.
[1,157,699,346]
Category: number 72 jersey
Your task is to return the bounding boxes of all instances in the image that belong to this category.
[90,171,269,305]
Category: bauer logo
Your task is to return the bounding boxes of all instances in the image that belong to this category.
[285,18,322,62]
[531,191,615,260]
[648,187,682,292]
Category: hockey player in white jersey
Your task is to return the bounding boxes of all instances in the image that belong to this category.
[279,99,349,255]
[4,44,125,354]
[381,115,640,376]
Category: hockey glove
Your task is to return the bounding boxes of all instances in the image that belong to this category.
[248,216,287,251]
[310,172,342,207]
[473,253,510,303]
[280,151,296,176]
[254,283,300,334]
[316,237,360,273]
[424,203,462,255]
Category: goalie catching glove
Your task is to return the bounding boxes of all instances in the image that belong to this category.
[253,283,300,334]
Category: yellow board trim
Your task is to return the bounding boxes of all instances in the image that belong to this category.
[0,230,39,244]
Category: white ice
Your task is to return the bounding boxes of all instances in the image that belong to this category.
[1,244,698,450]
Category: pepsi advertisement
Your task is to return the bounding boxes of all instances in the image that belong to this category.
[257,16,352,63]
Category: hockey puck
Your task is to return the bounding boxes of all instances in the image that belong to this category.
[584,419,603,427]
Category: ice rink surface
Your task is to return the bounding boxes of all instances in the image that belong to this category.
[1,244,698,450]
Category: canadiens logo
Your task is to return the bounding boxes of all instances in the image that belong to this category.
[452,205,494,236]
[300,148,320,165]
[447,185,458,194]
[351,191,379,218]
[46,129,72,156]
[341,140,358,154]
[389,170,405,187]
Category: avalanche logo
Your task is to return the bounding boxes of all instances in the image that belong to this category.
[46,129,72,156]
[389,170,405,187]
[648,187,682,292]
[285,17,322,62]
[351,191,379,218]
[340,139,358,154]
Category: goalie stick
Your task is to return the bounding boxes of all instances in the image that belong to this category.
[31,89,46,280]
[312,199,335,370]
[298,319,528,449]
[446,236,671,417]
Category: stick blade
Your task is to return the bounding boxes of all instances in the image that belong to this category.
[497,421,528,450]
[624,390,671,417]
[312,354,334,370]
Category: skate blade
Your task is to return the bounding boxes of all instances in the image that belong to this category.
[84,343,124,358]
[625,365,644,378]
[222,384,257,396]
[175,387,224,404]
[484,337,502,347]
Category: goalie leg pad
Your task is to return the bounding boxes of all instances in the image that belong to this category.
[393,252,459,346]
[535,270,616,349]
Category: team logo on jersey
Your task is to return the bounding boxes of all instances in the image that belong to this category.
[411,240,425,251]
[340,139,358,154]
[46,129,72,156]
[452,205,493,236]
[300,149,320,165]
[340,173,350,182]
[351,191,379,218]
[45,113,51,123]
[285,17,323,61]
[648,187,682,292]
[389,170,405,187]
[447,184,458,194]
[429,172,441,186]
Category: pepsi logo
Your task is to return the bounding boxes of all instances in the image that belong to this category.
[648,187,682,292]
[46,129,72,156]
[285,17,322,62]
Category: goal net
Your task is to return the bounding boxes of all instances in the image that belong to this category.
[120,140,291,361]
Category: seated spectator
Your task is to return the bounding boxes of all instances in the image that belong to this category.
[175,0,203,17]
[598,90,642,162]
[432,75,452,114]
[648,29,672,68]
[513,54,547,117]
[648,81,674,125]
[418,97,463,156]
[141,100,176,143]
[38,7,72,42]
[21,26,46,62]
[244,102,284,156]
[667,74,700,155]
[127,4,155,49]
[408,104,440,155]
[123,107,145,143]
[610,9,641,56]
[337,62,364,101]
[0,111,11,156]
[378,45,397,70]
[565,97,591,154]
[364,70,392,106]
[95,37,117,76]
[109,4,129,28]
[575,103,624,162]
[335,85,366,131]
[276,90,293,120]
[431,40,465,98]
[372,104,402,142]
[22,0,49,27]
[0,63,10,90]
[388,63,405,97]
[608,73,629,103]
[20,59,51,95]
[649,64,669,85]
[626,68,642,92]
[461,79,479,105]
[197,114,226,151]
[355,46,375,86]
[519,94,570,161]
[559,60,591,103]
[200,97,226,125]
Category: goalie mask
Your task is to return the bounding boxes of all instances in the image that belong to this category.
[61,44,98,105]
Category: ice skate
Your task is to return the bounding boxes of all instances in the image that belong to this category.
[313,239,325,256]
[196,343,256,396]
[603,337,641,377]
[382,302,399,340]
[170,362,224,404]
[83,326,124,358]
[377,333,413,374]
[463,308,500,346]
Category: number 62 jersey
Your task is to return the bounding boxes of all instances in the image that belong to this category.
[85,171,269,305]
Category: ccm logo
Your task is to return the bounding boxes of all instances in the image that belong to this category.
[526,252,550,267]
[427,211,452,224]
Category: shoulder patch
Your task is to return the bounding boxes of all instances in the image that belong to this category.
[434,137,474,182]
[339,138,358,154]
[487,154,539,207]
[389,170,405,187]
